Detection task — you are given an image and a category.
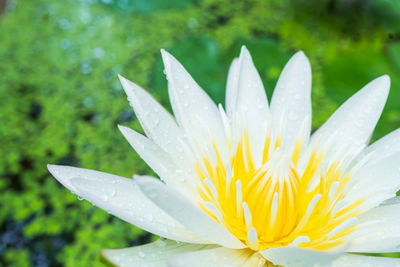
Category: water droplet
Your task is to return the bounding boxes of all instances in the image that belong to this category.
[110,189,116,197]
[77,196,84,201]
[138,251,145,258]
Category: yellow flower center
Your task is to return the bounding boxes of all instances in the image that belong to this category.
[195,132,362,251]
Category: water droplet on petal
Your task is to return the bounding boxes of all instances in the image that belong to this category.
[110,189,116,197]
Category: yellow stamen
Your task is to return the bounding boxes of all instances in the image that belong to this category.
[196,132,362,251]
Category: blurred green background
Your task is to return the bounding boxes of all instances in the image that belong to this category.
[1,0,400,266]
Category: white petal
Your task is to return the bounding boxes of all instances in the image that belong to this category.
[360,128,400,165]
[47,165,205,243]
[136,175,246,249]
[260,246,346,267]
[161,49,229,162]
[331,254,400,267]
[118,125,197,197]
[349,203,400,252]
[101,239,216,267]
[311,75,390,163]
[344,152,400,211]
[225,58,239,120]
[270,51,312,153]
[118,75,194,169]
[233,46,270,167]
[168,247,266,267]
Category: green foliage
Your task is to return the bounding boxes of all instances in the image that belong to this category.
[0,0,400,265]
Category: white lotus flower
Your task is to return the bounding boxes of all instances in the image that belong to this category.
[48,47,400,267]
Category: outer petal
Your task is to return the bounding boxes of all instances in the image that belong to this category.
[47,165,205,243]
[168,247,267,267]
[225,58,239,120]
[232,46,270,167]
[270,51,311,154]
[136,175,246,249]
[260,246,345,267]
[360,129,400,166]
[331,254,400,267]
[344,152,400,211]
[118,75,194,171]
[118,125,198,198]
[161,49,229,163]
[349,203,400,252]
[311,75,390,165]
[101,239,216,267]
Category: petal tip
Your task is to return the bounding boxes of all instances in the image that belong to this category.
[160,49,173,74]
[368,74,391,95]
[47,164,78,191]
[118,74,130,87]
[47,164,61,176]
[47,164,60,178]
[295,50,306,57]
[380,74,391,86]
[117,124,129,134]
[160,49,171,63]
[118,75,135,96]
[292,50,310,67]
[239,45,250,58]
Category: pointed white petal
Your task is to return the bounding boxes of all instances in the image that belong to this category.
[233,46,270,167]
[349,203,400,252]
[260,246,346,267]
[136,176,246,249]
[118,125,174,179]
[101,239,216,267]
[47,165,205,243]
[361,129,400,165]
[118,125,197,197]
[225,58,239,119]
[271,51,312,152]
[118,75,194,169]
[168,247,266,267]
[331,254,400,267]
[161,49,228,162]
[344,152,400,211]
[311,75,390,162]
